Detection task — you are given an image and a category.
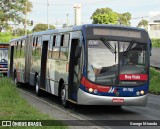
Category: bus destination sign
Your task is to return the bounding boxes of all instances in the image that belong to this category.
[0,45,9,48]
[93,28,141,38]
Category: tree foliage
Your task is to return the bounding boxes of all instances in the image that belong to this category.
[137,19,148,29]
[13,28,32,36]
[0,0,32,32]
[32,24,55,32]
[91,7,131,26]
[118,12,131,26]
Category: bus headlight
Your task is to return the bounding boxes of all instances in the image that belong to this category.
[88,88,93,93]
[136,91,140,96]
[140,90,144,95]
[93,89,98,94]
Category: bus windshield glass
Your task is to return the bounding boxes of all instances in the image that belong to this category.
[119,41,148,85]
[0,49,8,63]
[87,39,148,86]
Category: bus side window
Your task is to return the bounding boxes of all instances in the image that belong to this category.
[60,35,64,46]
[52,35,60,60]
[32,37,36,56]
[15,41,18,56]
[34,37,39,55]
[17,41,21,57]
[33,37,35,47]
[60,34,69,60]
[37,37,41,56]
[20,40,23,56]
[49,35,56,58]
[21,40,25,57]
[16,41,18,49]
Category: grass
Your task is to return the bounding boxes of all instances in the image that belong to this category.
[151,39,160,48]
[0,77,67,129]
[149,67,160,94]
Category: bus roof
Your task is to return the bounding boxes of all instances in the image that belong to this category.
[9,24,148,42]
[32,24,148,36]
[9,35,28,42]
[0,43,9,45]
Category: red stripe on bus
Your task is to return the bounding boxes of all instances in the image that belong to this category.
[119,74,148,81]
[81,76,110,92]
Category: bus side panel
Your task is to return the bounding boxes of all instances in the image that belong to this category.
[46,33,70,96]
[45,35,59,95]
[30,36,42,86]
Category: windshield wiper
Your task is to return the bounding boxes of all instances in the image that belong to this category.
[100,38,116,54]
[123,41,134,56]
[100,38,117,63]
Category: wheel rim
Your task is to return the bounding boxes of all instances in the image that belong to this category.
[36,82,39,93]
[61,88,66,103]
[14,76,17,85]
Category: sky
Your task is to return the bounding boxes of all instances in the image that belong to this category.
[27,0,160,29]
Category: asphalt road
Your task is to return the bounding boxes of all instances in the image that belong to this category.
[18,86,160,129]
[150,48,160,67]
[15,48,160,129]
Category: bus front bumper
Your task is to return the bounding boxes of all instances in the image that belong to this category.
[77,89,148,106]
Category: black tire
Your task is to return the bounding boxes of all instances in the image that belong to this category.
[35,76,42,96]
[60,84,68,108]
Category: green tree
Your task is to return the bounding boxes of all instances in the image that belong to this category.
[0,0,32,32]
[91,7,131,26]
[118,12,131,26]
[137,19,148,29]
[32,24,55,32]
[91,8,118,24]
[13,28,32,36]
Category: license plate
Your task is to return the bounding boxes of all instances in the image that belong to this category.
[112,98,124,103]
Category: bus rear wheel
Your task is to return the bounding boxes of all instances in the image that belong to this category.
[35,76,42,96]
[60,84,68,108]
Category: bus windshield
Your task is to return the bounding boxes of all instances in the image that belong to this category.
[0,49,8,63]
[87,39,148,86]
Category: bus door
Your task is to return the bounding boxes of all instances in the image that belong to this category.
[68,38,82,101]
[40,40,48,90]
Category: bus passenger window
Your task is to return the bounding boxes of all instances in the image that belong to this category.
[16,41,19,49]
[32,37,36,56]
[36,37,38,47]
[20,40,23,56]
[53,36,56,47]
[17,41,21,57]
[56,35,61,47]
[61,35,64,46]
[60,34,69,60]
[21,40,25,57]
[63,34,69,47]
[36,37,41,56]
[52,35,60,59]
[33,37,35,47]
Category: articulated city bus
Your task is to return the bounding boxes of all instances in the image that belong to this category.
[9,24,150,107]
[0,43,9,76]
